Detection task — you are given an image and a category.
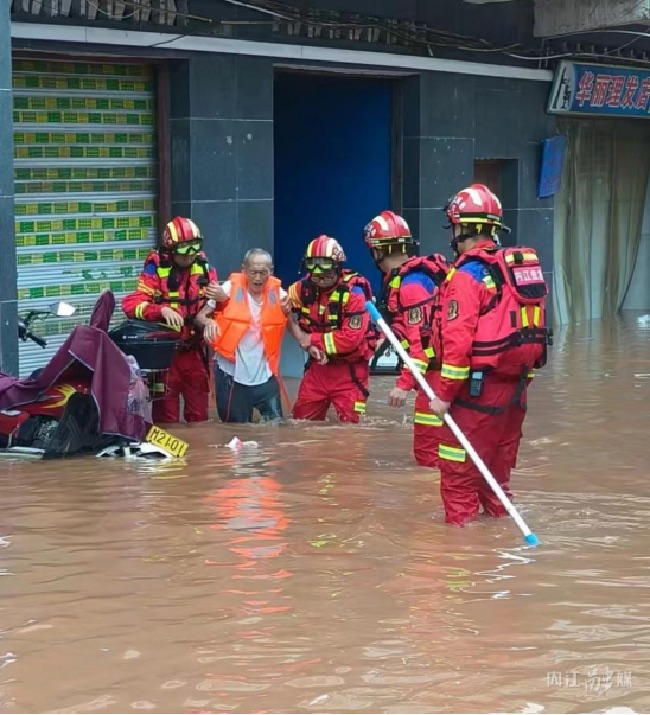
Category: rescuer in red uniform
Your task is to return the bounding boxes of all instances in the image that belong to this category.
[122,216,219,424]
[287,235,375,423]
[427,184,551,526]
[363,211,449,465]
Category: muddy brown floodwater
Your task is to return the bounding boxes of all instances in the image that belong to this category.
[1,314,650,714]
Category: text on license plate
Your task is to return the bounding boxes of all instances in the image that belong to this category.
[145,426,189,458]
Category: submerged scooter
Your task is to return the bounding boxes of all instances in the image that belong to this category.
[0,291,188,461]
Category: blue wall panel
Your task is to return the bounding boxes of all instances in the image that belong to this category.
[274,73,393,297]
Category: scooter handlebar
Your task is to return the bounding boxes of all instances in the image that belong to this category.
[25,331,47,348]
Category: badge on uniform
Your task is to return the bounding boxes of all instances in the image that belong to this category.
[447,299,459,321]
[349,314,363,329]
[407,307,422,325]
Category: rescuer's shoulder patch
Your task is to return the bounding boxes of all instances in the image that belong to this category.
[349,314,363,329]
[447,299,459,321]
[407,307,422,325]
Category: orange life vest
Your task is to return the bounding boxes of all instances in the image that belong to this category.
[443,246,551,376]
[212,273,287,375]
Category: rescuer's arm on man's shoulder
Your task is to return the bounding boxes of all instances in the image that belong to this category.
[436,269,481,404]
[284,282,310,345]
[195,281,231,342]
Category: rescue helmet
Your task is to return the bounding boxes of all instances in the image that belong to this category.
[444,184,508,236]
[161,216,203,255]
[302,235,346,274]
[363,210,415,251]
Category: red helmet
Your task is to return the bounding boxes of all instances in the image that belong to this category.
[445,184,505,233]
[363,211,414,249]
[161,217,203,251]
[302,235,345,276]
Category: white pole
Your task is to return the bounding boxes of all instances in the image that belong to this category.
[366,300,539,546]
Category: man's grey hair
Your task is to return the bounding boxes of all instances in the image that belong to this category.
[243,248,273,266]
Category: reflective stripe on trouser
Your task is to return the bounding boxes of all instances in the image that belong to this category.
[292,361,369,424]
[152,349,210,424]
[413,371,443,468]
[432,376,528,526]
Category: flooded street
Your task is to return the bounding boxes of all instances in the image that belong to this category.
[1,314,650,714]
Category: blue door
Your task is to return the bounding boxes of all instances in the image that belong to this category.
[274,73,393,297]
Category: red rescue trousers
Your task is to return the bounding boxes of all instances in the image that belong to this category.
[414,372,528,526]
[292,360,369,423]
[152,348,210,424]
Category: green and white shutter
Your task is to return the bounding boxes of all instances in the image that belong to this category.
[13,59,158,376]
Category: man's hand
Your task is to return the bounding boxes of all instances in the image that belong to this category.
[160,306,184,328]
[308,345,328,365]
[205,281,228,302]
[429,397,451,418]
[388,386,409,408]
[298,333,312,351]
[280,293,292,315]
[203,319,219,343]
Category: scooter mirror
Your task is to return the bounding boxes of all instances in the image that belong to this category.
[49,301,76,317]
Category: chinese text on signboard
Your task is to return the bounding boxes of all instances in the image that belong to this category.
[548,61,650,117]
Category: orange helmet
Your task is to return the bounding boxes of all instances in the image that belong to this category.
[160,217,203,253]
[303,235,346,274]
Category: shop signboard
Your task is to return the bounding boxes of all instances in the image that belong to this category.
[548,60,650,118]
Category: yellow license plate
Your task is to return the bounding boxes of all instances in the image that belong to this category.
[145,425,189,459]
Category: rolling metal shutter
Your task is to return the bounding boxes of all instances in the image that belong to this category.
[12,59,158,376]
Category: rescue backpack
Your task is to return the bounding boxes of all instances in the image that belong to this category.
[460,246,552,376]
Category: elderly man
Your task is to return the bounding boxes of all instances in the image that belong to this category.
[196,249,292,423]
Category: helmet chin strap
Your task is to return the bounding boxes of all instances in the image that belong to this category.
[450,230,476,254]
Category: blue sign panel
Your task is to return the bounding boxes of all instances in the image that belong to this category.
[548,61,650,118]
[538,135,567,199]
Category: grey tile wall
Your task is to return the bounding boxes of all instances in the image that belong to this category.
[402,72,555,279]
[168,55,275,277]
[0,3,17,374]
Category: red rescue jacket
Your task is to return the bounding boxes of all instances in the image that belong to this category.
[122,250,218,344]
[288,270,374,363]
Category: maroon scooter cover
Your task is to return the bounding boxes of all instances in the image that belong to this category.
[0,291,150,440]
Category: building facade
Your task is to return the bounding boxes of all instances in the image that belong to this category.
[3,1,557,376]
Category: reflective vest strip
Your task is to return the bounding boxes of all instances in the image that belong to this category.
[137,281,154,295]
[441,363,470,380]
[521,306,529,327]
[354,401,366,414]
[533,305,541,326]
[324,332,336,354]
[134,302,149,319]
[438,444,466,462]
[411,357,428,374]
[505,252,537,263]
[414,411,443,427]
